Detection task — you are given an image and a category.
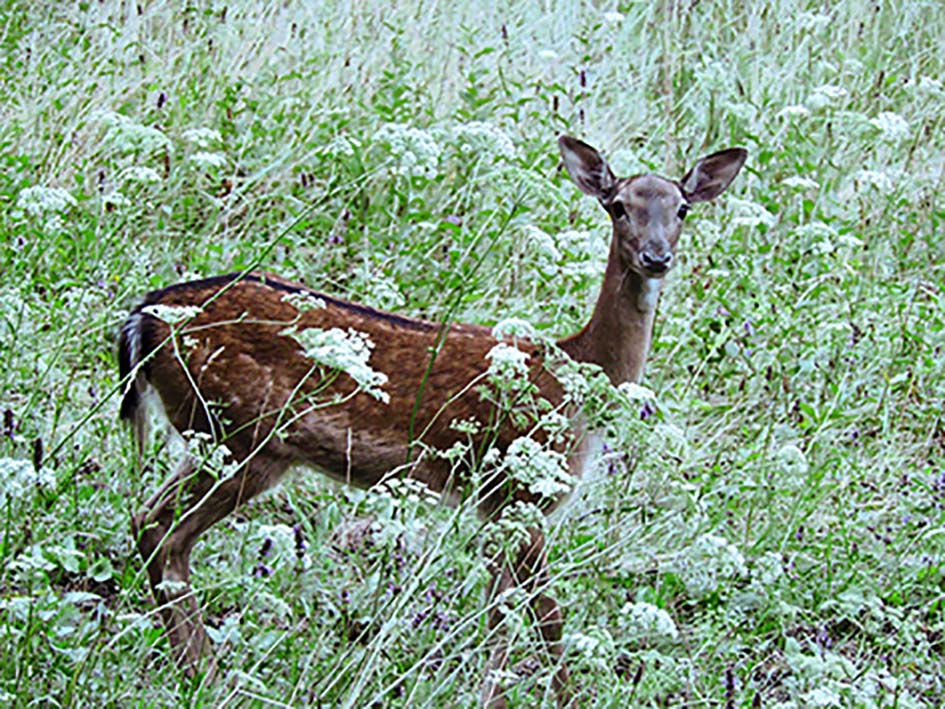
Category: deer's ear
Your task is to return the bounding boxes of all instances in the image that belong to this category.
[559,136,617,200]
[680,148,747,202]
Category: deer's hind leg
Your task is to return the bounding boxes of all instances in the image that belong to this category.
[132,452,290,675]
[481,527,572,708]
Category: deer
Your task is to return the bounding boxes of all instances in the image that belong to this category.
[119,135,746,707]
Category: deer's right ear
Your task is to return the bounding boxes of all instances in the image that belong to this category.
[559,136,617,200]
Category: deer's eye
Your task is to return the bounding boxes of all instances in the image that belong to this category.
[609,201,627,220]
[677,203,690,220]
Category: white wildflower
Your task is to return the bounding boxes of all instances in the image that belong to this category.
[142,303,203,324]
[837,233,863,249]
[99,111,169,153]
[602,11,624,24]
[450,417,481,436]
[0,458,55,504]
[189,151,227,171]
[806,85,849,110]
[854,169,895,192]
[537,49,559,63]
[619,601,679,642]
[17,186,76,216]
[452,121,516,161]
[119,166,163,185]
[907,75,943,96]
[250,522,309,568]
[492,318,536,342]
[366,276,405,309]
[104,191,130,209]
[676,533,747,597]
[523,224,561,266]
[754,551,784,586]
[281,291,326,312]
[778,105,810,119]
[486,342,531,391]
[870,111,910,143]
[285,326,389,403]
[323,133,360,158]
[181,127,222,149]
[729,198,777,228]
[782,176,819,191]
[616,381,656,402]
[487,501,546,555]
[775,443,809,477]
[797,12,831,31]
[375,123,441,180]
[500,437,572,498]
[800,687,843,707]
[792,221,837,256]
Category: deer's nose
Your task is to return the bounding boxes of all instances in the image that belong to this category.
[640,250,673,274]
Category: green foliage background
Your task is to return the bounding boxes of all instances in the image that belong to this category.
[0,0,943,705]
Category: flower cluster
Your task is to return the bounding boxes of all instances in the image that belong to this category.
[374,123,441,179]
[0,458,55,505]
[98,111,169,154]
[451,121,516,161]
[674,533,747,598]
[285,326,390,403]
[16,186,76,217]
[499,436,572,499]
[619,601,680,643]
[485,342,531,392]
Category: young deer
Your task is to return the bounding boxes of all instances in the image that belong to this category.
[120,136,745,706]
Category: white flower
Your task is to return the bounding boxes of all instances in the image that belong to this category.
[323,133,360,158]
[486,342,531,391]
[451,122,516,160]
[729,198,777,228]
[285,326,389,403]
[281,291,326,312]
[119,166,163,185]
[181,127,222,149]
[782,176,820,191]
[375,123,441,179]
[17,186,76,216]
[189,151,227,170]
[501,437,572,498]
[99,111,169,153]
[854,169,895,192]
[142,303,203,324]
[492,318,536,342]
[0,458,55,504]
[870,111,910,142]
[523,224,561,266]
[754,551,784,586]
[675,533,747,597]
[365,276,405,309]
[778,105,810,119]
[602,11,624,24]
[619,601,679,642]
[806,85,849,110]
[775,443,809,476]
[616,381,656,402]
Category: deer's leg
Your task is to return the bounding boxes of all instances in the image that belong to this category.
[132,453,289,675]
[481,527,572,708]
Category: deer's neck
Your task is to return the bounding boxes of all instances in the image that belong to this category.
[557,249,662,385]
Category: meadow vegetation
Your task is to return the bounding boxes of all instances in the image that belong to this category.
[1,0,943,705]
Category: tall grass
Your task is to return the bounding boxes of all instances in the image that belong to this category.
[1,0,943,705]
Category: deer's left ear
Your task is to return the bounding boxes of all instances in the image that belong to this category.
[680,148,747,203]
[559,135,618,200]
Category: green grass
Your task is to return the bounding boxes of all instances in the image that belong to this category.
[1,0,944,705]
